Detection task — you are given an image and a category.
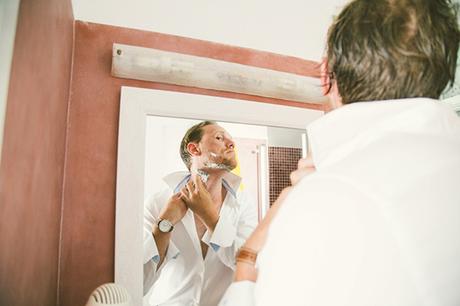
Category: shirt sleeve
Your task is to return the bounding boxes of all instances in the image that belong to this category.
[201,191,258,270]
[218,281,256,306]
[143,193,180,295]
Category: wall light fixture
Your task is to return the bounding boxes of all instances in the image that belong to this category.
[111,43,328,105]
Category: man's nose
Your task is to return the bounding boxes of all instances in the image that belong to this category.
[226,139,235,149]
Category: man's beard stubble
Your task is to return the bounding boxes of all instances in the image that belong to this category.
[203,153,237,172]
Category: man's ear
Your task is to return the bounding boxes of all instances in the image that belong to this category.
[320,57,330,96]
[187,142,201,156]
[321,57,343,109]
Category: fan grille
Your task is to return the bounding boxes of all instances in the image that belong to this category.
[88,283,130,305]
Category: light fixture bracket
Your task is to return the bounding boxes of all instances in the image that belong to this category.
[111,43,328,104]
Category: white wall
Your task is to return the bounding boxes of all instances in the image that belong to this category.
[267,126,304,148]
[71,0,348,61]
[0,0,20,165]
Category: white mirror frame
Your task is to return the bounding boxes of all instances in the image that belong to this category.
[115,86,324,305]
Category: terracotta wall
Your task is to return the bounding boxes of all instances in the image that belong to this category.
[59,21,323,306]
[0,0,74,305]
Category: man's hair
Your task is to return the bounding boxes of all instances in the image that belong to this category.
[326,0,460,104]
[180,121,216,170]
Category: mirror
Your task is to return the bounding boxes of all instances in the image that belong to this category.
[144,116,307,305]
[115,86,323,305]
[145,116,308,218]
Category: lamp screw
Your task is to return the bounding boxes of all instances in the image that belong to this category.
[116,49,122,56]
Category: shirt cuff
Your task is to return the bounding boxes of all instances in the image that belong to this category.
[219,281,256,306]
[144,230,180,264]
[144,229,159,264]
[164,241,180,261]
[202,216,237,251]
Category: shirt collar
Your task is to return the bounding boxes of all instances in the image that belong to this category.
[163,170,242,197]
[307,98,460,169]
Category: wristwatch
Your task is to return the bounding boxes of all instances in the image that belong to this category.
[157,219,174,233]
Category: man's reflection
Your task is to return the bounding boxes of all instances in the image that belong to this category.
[143,120,258,306]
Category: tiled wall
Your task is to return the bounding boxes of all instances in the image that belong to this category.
[268,147,302,206]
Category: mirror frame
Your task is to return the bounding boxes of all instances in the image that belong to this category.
[115,86,323,305]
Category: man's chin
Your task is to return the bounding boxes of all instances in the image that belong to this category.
[202,160,236,172]
[223,159,237,171]
[227,162,237,171]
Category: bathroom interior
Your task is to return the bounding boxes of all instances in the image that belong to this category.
[0,1,459,306]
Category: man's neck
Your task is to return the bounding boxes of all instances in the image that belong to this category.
[191,170,226,201]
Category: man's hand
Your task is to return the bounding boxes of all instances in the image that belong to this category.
[180,176,219,230]
[158,193,188,225]
[290,155,316,185]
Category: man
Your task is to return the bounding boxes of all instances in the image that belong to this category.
[220,0,460,305]
[144,121,257,306]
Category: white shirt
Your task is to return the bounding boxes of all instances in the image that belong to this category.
[220,98,460,306]
[144,171,258,306]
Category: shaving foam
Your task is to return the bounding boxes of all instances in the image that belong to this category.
[195,169,209,183]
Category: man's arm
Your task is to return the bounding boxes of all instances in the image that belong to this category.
[143,193,187,293]
[216,189,288,306]
[152,193,187,267]
[232,155,316,280]
[151,227,172,268]
[218,156,316,305]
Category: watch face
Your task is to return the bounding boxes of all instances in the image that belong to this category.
[158,219,173,232]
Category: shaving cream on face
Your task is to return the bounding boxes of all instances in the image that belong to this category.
[204,162,232,171]
[195,169,209,183]
[205,151,231,170]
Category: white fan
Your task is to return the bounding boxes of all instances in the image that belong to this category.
[86,283,132,306]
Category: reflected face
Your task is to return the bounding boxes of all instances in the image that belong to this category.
[195,124,237,171]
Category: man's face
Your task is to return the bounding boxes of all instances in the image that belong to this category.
[194,124,237,172]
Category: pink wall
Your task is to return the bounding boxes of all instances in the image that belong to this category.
[0,0,74,305]
[0,9,323,304]
[59,21,323,306]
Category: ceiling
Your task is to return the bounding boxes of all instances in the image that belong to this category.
[71,0,348,62]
